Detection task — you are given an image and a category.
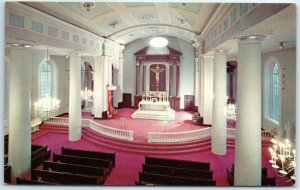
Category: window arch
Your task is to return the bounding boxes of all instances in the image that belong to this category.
[264,56,281,123]
[39,61,53,98]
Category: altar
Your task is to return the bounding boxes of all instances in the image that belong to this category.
[131,94,175,120]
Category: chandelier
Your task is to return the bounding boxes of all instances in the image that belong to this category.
[34,94,61,117]
[81,87,93,101]
[269,138,296,182]
[226,103,236,122]
[80,2,96,12]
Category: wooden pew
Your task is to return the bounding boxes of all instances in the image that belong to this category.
[139,172,216,186]
[4,165,11,183]
[145,156,210,171]
[142,164,213,180]
[31,145,51,168]
[53,154,112,172]
[43,161,108,180]
[61,147,116,167]
[4,134,8,154]
[16,178,57,185]
[31,169,103,185]
[4,156,8,165]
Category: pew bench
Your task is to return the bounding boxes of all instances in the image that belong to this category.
[142,164,213,180]
[16,178,58,185]
[53,154,112,173]
[31,169,104,185]
[139,172,216,186]
[31,144,51,168]
[62,147,116,167]
[43,161,108,180]
[145,156,210,171]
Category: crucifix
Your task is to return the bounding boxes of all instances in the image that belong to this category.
[151,64,165,91]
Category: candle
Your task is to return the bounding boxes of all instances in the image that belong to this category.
[293,149,296,161]
[279,144,283,156]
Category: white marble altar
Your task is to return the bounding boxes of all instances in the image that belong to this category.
[131,99,175,120]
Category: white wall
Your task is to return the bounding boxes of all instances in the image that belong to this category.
[123,36,195,108]
[262,48,296,141]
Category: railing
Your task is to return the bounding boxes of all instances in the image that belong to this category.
[81,119,90,127]
[148,128,212,143]
[89,120,133,142]
[44,117,69,126]
[227,128,273,140]
[44,117,134,141]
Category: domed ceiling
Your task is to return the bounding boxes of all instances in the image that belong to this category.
[23,2,220,45]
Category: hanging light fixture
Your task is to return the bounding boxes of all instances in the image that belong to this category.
[45,47,50,63]
[80,2,96,12]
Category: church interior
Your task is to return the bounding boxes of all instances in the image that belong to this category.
[2,1,297,187]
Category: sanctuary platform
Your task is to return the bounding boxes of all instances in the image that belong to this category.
[131,100,175,120]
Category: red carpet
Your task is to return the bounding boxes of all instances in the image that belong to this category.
[30,109,293,186]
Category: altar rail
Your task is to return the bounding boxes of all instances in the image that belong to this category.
[227,128,273,140]
[148,128,212,143]
[44,117,133,141]
[148,128,272,143]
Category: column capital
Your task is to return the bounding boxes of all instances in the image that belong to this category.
[235,35,266,44]
[136,62,140,66]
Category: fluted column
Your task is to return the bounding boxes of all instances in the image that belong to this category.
[234,35,265,186]
[169,62,173,97]
[69,55,82,141]
[212,51,227,155]
[175,62,180,97]
[8,49,32,181]
[136,61,140,96]
[142,62,146,93]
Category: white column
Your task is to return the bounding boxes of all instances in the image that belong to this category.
[202,55,214,125]
[234,36,265,186]
[69,56,82,141]
[102,56,109,112]
[8,49,32,181]
[199,56,204,115]
[118,59,123,103]
[212,51,227,155]
[194,58,199,107]
[93,56,104,118]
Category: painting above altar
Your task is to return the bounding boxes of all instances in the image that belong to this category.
[150,64,166,92]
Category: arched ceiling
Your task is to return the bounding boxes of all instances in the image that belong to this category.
[23,2,220,45]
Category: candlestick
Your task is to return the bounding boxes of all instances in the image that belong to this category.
[279,156,287,175]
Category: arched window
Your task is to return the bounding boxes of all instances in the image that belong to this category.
[271,64,279,121]
[40,61,53,98]
[264,56,281,124]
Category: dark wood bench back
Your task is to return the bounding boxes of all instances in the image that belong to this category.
[4,165,11,183]
[142,164,213,180]
[31,145,51,168]
[139,172,216,186]
[145,156,210,171]
[31,169,102,185]
[61,147,116,167]
[43,161,107,177]
[16,178,57,185]
[262,177,276,186]
[52,154,112,170]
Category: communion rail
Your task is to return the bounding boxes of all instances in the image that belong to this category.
[44,117,134,141]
